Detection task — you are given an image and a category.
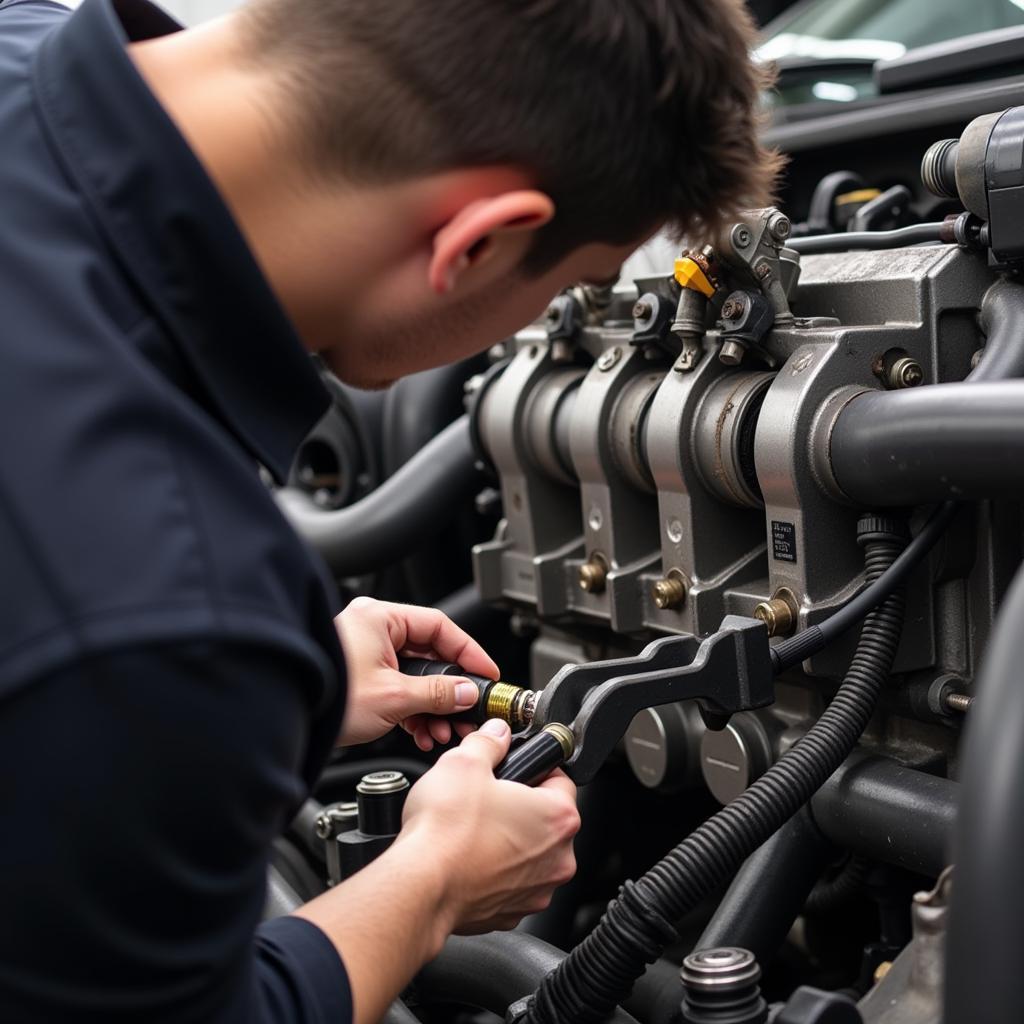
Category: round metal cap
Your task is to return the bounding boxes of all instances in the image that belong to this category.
[681,947,761,991]
[356,771,410,796]
[700,713,772,805]
[624,702,703,791]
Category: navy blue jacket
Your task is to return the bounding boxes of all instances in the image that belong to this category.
[0,0,352,1019]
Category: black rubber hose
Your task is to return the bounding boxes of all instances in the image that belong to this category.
[809,753,957,878]
[519,519,908,1024]
[804,856,870,915]
[696,807,836,964]
[787,222,948,254]
[829,381,1024,506]
[972,278,1024,383]
[277,415,480,576]
[946,561,1024,1023]
[416,932,639,1024]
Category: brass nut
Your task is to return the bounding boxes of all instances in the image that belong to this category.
[652,570,688,610]
[579,554,609,594]
[754,588,799,637]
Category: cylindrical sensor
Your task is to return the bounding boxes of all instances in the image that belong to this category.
[680,947,767,1024]
[356,770,410,836]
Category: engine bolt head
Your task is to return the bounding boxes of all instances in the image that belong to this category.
[652,570,688,610]
[633,299,654,320]
[888,356,924,389]
[754,589,799,637]
[755,262,772,280]
[597,346,623,372]
[731,225,752,248]
[579,554,609,594]
[721,298,744,320]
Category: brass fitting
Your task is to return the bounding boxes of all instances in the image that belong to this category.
[485,682,538,730]
[579,553,609,594]
[652,569,688,610]
[541,723,576,760]
[754,588,799,637]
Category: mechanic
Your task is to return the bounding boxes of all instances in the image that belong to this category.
[0,0,778,1021]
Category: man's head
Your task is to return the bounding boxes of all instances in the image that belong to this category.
[133,0,779,387]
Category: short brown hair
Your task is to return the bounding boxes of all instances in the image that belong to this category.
[242,0,781,274]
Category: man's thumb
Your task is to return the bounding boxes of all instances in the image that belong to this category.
[399,673,480,717]
[459,719,511,765]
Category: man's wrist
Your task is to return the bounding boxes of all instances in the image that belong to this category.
[385,825,459,957]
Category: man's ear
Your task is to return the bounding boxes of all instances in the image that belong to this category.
[428,190,555,295]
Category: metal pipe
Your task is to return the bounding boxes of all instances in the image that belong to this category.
[946,561,1024,1023]
[810,753,955,877]
[277,415,480,576]
[696,808,835,964]
[788,222,948,254]
[828,381,1024,505]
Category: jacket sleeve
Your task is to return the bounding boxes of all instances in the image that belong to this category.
[0,639,351,1024]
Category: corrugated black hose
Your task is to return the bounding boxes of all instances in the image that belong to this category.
[516,516,909,1024]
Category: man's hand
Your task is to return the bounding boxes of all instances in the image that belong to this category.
[295,721,580,1024]
[335,597,500,749]
[399,720,580,933]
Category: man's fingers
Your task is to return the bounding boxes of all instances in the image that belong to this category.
[536,767,577,802]
[455,719,511,767]
[388,603,500,680]
[393,671,478,719]
[428,717,452,746]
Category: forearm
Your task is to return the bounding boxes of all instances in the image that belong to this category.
[294,825,454,1024]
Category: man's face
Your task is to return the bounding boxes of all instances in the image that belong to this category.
[319,239,642,390]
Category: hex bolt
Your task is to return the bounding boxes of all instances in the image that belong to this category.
[652,570,688,610]
[755,262,772,281]
[579,554,609,594]
[888,356,924,389]
[719,340,746,366]
[633,299,654,320]
[944,692,973,713]
[597,346,623,372]
[753,589,798,638]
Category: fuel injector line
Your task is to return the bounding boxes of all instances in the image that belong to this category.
[515,516,908,1024]
[277,414,479,577]
[787,222,948,254]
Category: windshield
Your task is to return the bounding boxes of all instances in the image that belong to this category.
[760,0,1024,107]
